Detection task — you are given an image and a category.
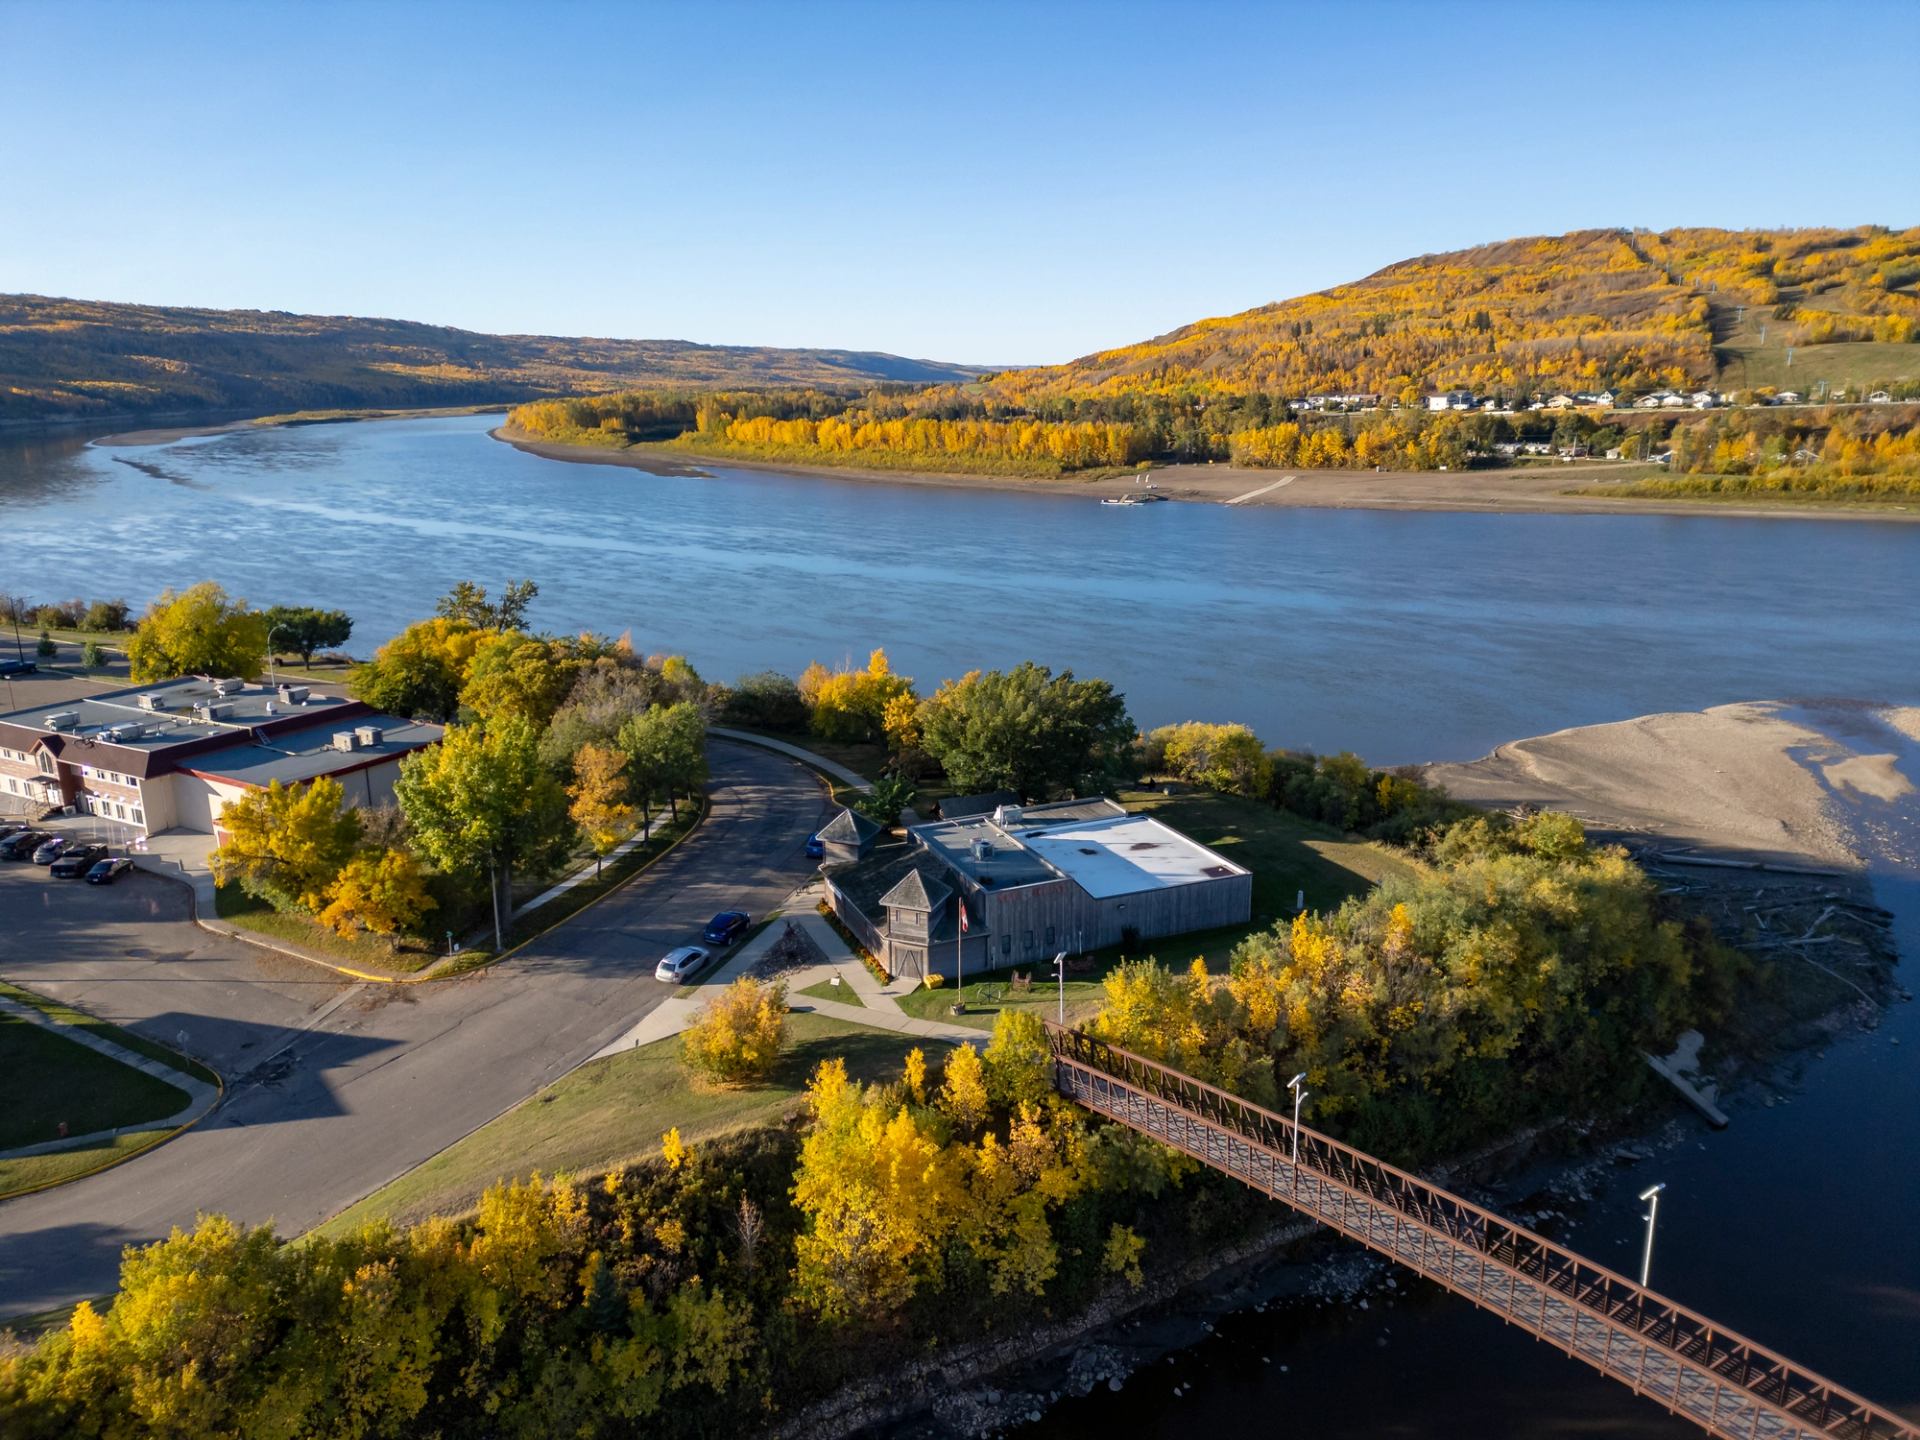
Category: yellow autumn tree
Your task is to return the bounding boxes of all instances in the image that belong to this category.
[568,741,636,855]
[935,1041,990,1135]
[680,977,788,1086]
[317,847,435,937]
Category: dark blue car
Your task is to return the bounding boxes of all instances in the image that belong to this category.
[703,910,750,946]
[805,832,825,859]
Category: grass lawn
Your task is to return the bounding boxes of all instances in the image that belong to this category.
[313,1012,935,1236]
[0,1130,175,1201]
[0,1013,189,1151]
[0,981,219,1088]
[214,884,439,973]
[795,977,864,1008]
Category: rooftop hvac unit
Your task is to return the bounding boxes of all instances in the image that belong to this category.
[277,684,310,705]
[197,701,234,722]
[105,723,147,743]
[136,692,168,711]
[354,725,383,748]
[332,731,360,753]
[970,838,994,862]
[991,804,1024,828]
[45,711,78,731]
[213,677,246,697]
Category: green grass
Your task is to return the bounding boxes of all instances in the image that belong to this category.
[1118,786,1408,923]
[1717,340,1918,394]
[897,972,1104,1032]
[312,1012,934,1236]
[0,980,219,1088]
[795,977,865,1008]
[213,884,439,973]
[0,1013,189,1150]
[0,1130,175,1201]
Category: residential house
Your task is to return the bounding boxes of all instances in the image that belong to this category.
[1426,391,1475,412]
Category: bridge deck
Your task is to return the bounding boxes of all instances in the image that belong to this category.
[1046,1024,1916,1440]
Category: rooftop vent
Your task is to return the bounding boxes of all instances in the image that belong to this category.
[1202,865,1235,878]
[1079,847,1099,855]
[213,677,246,697]
[136,692,168,712]
[970,838,994,862]
[332,731,360,753]
[44,711,79,731]
[354,725,383,748]
[277,684,311,705]
[991,804,1024,828]
[105,723,148,743]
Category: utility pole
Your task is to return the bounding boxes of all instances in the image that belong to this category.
[1053,951,1067,1027]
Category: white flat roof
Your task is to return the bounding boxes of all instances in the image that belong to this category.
[1015,814,1246,900]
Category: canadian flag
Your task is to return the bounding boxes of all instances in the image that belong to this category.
[958,904,969,933]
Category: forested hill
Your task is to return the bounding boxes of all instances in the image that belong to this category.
[0,294,984,424]
[979,226,1920,404]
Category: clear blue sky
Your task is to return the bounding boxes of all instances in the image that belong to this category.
[4,0,1916,365]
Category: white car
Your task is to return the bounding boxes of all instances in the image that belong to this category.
[655,945,712,983]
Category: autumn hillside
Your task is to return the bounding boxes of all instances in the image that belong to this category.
[0,294,985,424]
[979,226,1920,404]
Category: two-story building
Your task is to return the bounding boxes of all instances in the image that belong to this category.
[0,675,441,839]
[823,797,1252,981]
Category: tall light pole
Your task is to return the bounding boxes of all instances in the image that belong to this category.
[1638,1183,1668,1288]
[1287,1072,1308,1163]
[266,623,289,691]
[1052,951,1067,1027]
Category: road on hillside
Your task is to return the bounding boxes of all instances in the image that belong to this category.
[0,740,831,1317]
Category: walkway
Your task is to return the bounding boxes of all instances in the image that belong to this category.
[594,891,983,1057]
[1047,1025,1917,1440]
[0,994,218,1160]
[1224,473,1296,505]
[709,727,872,792]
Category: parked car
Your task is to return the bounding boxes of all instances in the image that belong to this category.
[1,830,53,860]
[31,836,71,865]
[655,945,712,983]
[50,843,109,878]
[0,820,30,838]
[0,658,36,676]
[805,832,825,859]
[87,856,136,885]
[703,910,751,946]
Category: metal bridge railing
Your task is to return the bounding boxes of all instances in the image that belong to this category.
[1044,1022,1917,1440]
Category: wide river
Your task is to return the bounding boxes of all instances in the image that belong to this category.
[2,413,1917,1433]
[1,412,1916,764]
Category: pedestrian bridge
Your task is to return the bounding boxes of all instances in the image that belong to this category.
[1044,1023,1917,1440]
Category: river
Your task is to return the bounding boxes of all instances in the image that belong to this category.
[2,413,1917,1432]
[2,412,1917,765]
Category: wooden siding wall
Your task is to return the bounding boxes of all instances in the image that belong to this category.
[976,873,1253,966]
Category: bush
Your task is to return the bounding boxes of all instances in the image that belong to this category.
[719,669,809,732]
[80,640,106,669]
[82,598,130,631]
[35,631,55,658]
[682,977,788,1085]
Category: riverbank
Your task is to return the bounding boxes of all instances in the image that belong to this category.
[494,423,1920,521]
[93,404,503,448]
[854,698,1916,1438]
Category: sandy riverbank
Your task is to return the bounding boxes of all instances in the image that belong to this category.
[1421,699,1920,867]
[494,426,1920,521]
[94,405,501,448]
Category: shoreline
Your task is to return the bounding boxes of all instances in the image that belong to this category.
[493,424,1920,522]
[91,404,504,449]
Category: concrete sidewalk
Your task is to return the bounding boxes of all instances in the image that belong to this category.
[710,728,872,792]
[0,994,219,1160]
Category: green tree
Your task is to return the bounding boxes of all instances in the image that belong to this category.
[982,1008,1052,1108]
[261,605,353,667]
[395,716,573,951]
[124,582,270,682]
[79,640,106,670]
[35,630,55,658]
[435,578,539,630]
[210,777,362,913]
[848,774,917,827]
[461,632,585,728]
[349,618,484,723]
[919,662,1135,800]
[81,598,130,632]
[618,701,708,822]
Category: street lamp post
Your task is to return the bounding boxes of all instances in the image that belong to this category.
[1052,951,1067,1027]
[1287,1072,1308,1163]
[1638,1183,1668,1288]
[266,623,290,691]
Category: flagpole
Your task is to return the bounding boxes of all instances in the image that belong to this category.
[955,900,965,1013]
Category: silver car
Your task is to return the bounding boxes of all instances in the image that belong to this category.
[654,945,712,983]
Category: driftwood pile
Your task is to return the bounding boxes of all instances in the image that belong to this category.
[752,920,827,979]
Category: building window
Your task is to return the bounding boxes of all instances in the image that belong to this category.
[1023,930,1034,954]
[131,807,144,827]
[1001,935,1012,957]
[1045,925,1056,948]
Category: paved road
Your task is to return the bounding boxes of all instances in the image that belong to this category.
[0,739,831,1317]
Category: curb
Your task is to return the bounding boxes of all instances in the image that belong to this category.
[0,990,226,1204]
[168,800,710,987]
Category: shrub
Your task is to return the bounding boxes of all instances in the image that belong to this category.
[80,640,106,669]
[681,977,788,1085]
[719,669,808,732]
[82,598,130,631]
[35,631,55,658]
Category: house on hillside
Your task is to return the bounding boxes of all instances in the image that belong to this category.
[1775,391,1803,405]
[822,797,1251,981]
[0,676,441,839]
[1636,393,1669,409]
[1426,391,1474,411]
[1545,393,1578,410]
[1690,390,1720,408]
